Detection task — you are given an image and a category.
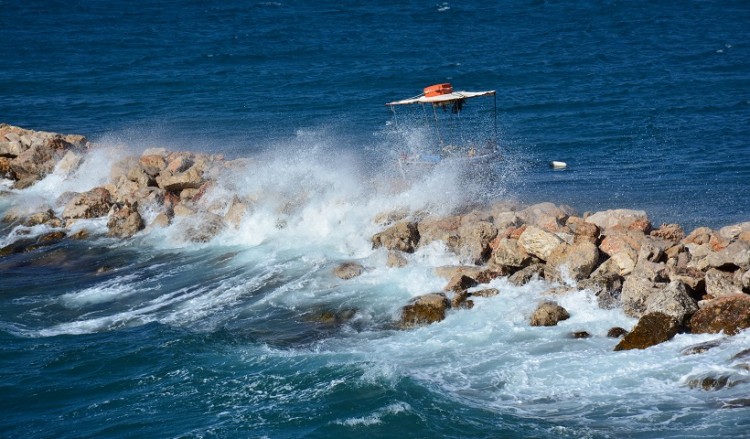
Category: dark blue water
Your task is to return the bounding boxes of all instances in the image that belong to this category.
[2,1,750,437]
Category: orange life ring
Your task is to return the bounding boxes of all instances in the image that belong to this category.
[423,83,453,97]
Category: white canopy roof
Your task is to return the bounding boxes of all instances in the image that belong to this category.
[386,90,495,106]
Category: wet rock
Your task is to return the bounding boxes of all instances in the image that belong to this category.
[607,327,629,338]
[517,226,564,261]
[614,312,681,351]
[643,280,698,324]
[470,288,499,298]
[570,331,591,339]
[223,198,248,228]
[155,164,205,192]
[508,263,545,286]
[688,294,750,335]
[704,268,744,298]
[578,272,624,310]
[0,156,15,179]
[306,308,357,326]
[732,348,750,361]
[530,301,570,327]
[489,238,532,270]
[457,219,498,263]
[372,221,419,253]
[544,240,600,282]
[451,291,474,309]
[686,375,739,391]
[333,262,364,280]
[417,216,460,249]
[107,203,144,238]
[139,154,167,177]
[62,187,113,220]
[9,143,57,184]
[386,250,408,268]
[650,223,686,243]
[373,208,410,226]
[181,212,226,243]
[400,293,450,328]
[681,339,724,355]
[444,274,479,293]
[24,209,63,228]
[585,209,649,232]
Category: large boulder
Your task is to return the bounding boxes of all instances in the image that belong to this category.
[62,187,113,220]
[107,203,144,238]
[643,280,698,324]
[719,222,750,241]
[517,202,573,232]
[9,143,56,183]
[139,154,167,177]
[688,294,750,335]
[457,219,498,263]
[705,241,750,270]
[517,226,564,261]
[544,241,600,282]
[155,164,205,192]
[417,216,460,250]
[372,221,420,253]
[530,301,570,326]
[621,276,663,318]
[704,268,744,298]
[585,209,650,232]
[489,238,532,270]
[650,223,686,243]
[614,312,681,351]
[599,230,644,258]
[400,293,450,328]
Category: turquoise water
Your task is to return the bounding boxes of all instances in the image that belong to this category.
[2,1,750,437]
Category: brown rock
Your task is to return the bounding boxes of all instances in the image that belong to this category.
[62,187,113,220]
[570,331,591,339]
[585,209,649,232]
[470,288,499,298]
[155,164,205,192]
[651,223,686,243]
[688,294,750,335]
[517,202,573,232]
[0,156,15,179]
[457,220,498,263]
[386,250,408,268]
[517,226,564,261]
[530,301,570,326]
[139,154,167,177]
[681,340,724,355]
[417,216,461,249]
[444,274,479,293]
[490,238,532,269]
[400,293,450,328]
[683,227,715,245]
[181,212,226,243]
[106,203,145,238]
[599,230,644,258]
[544,241,600,282]
[607,327,629,338]
[614,312,681,351]
[508,263,545,286]
[9,143,57,184]
[372,221,420,253]
[333,262,364,280]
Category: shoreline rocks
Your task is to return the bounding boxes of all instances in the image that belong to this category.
[2,124,750,353]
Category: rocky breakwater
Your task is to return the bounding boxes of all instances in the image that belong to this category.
[366,201,750,353]
[1,124,250,251]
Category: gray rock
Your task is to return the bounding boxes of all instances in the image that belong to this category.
[107,203,145,238]
[62,187,113,220]
[508,263,545,286]
[705,268,744,298]
[706,241,750,270]
[457,220,498,263]
[644,280,698,324]
[621,276,663,318]
[585,209,649,232]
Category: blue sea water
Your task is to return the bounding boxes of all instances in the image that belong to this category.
[1,1,750,438]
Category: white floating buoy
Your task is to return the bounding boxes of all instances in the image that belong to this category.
[550,161,567,169]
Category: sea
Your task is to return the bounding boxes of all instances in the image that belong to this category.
[1,1,749,437]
